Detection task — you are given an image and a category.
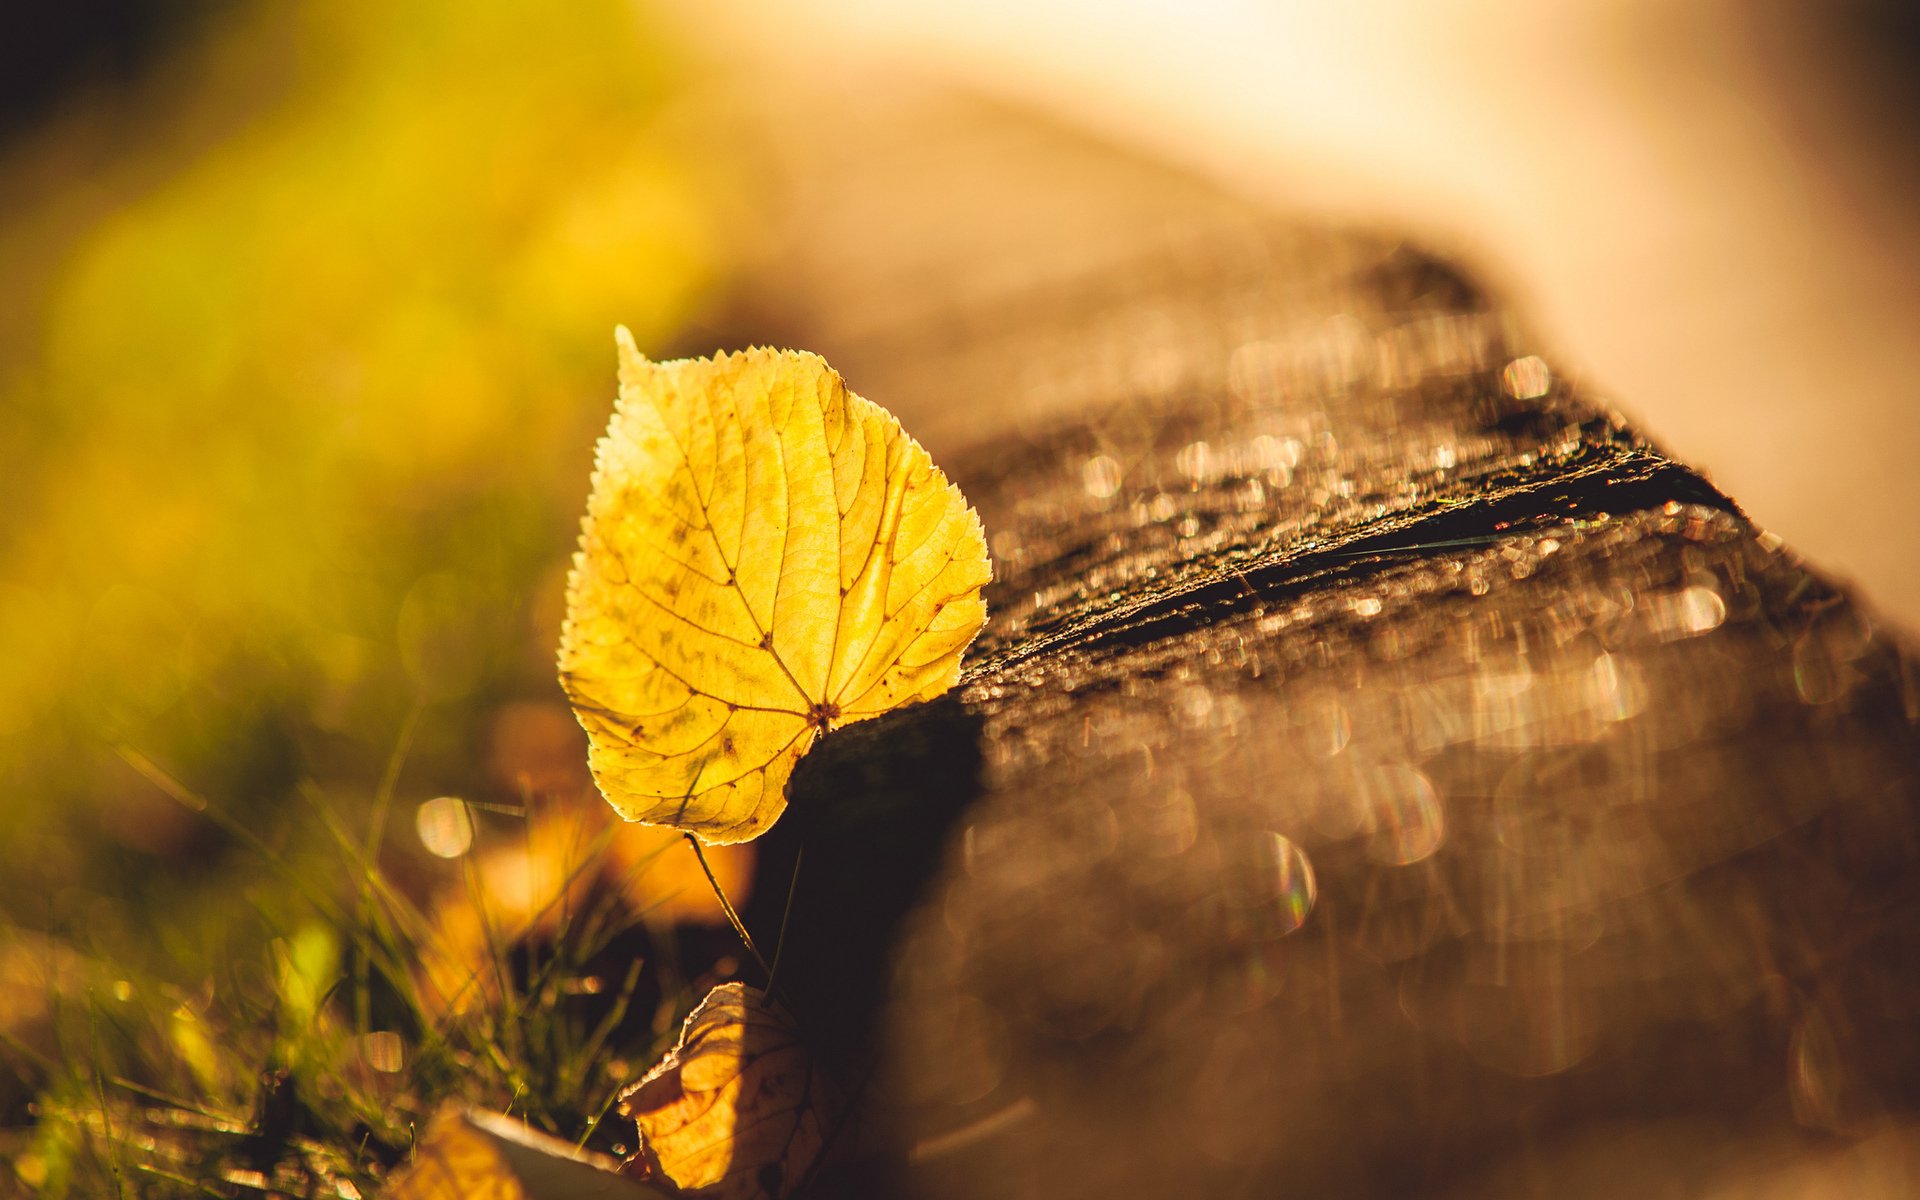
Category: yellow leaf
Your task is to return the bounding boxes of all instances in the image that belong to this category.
[621,983,837,1199]
[559,331,991,843]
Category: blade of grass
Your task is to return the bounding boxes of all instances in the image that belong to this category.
[364,697,425,865]
[119,750,374,966]
[575,1085,630,1154]
[433,809,639,1039]
[107,1079,240,1126]
[462,850,526,1065]
[765,845,804,997]
[130,1161,227,1197]
[87,995,127,1200]
[358,698,425,1036]
[298,780,456,964]
[564,957,645,1100]
[293,779,459,1034]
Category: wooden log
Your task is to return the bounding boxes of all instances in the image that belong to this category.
[719,89,1920,1199]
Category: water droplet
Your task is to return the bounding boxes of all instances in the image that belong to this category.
[360,1030,404,1073]
[1174,686,1216,729]
[1267,833,1317,934]
[1648,584,1726,639]
[1175,441,1212,484]
[1792,633,1854,706]
[1586,652,1645,722]
[1080,455,1121,500]
[1249,433,1304,470]
[1364,765,1446,865]
[1790,1001,1879,1133]
[1502,355,1551,399]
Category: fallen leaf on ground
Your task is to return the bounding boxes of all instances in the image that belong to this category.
[559,332,991,843]
[621,983,838,1198]
[385,1104,668,1199]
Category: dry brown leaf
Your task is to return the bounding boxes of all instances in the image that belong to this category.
[620,983,837,1198]
[384,1104,668,1200]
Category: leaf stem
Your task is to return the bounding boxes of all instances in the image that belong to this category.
[684,835,771,979]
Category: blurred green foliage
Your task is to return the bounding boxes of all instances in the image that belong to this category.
[0,0,734,1183]
[0,0,718,934]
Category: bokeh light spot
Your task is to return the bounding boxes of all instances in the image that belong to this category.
[1268,832,1317,935]
[1501,355,1552,399]
[415,795,474,859]
[1081,455,1122,500]
[360,1030,404,1074]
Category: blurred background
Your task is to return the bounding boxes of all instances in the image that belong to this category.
[2,0,1918,1192]
[0,3,755,1185]
[731,0,1920,618]
[0,0,732,946]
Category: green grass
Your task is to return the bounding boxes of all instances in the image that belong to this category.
[6,744,728,1197]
